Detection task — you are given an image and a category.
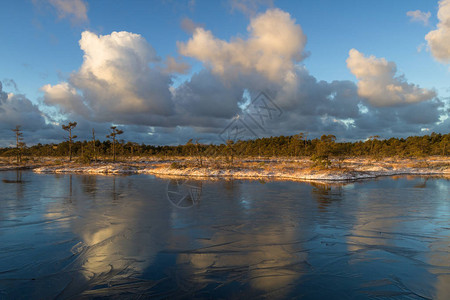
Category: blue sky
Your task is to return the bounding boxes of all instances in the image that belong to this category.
[0,0,449,146]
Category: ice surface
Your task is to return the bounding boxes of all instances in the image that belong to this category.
[0,171,449,299]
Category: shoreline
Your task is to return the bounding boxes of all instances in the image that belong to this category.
[1,156,448,182]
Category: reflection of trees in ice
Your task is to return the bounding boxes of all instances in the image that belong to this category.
[80,175,97,197]
[0,170,27,222]
[1,170,27,202]
[310,182,344,211]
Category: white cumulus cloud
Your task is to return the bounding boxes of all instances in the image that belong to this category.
[178,8,307,82]
[42,31,174,124]
[36,10,447,144]
[425,0,450,63]
[346,49,436,106]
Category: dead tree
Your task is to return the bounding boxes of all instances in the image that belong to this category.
[12,125,25,164]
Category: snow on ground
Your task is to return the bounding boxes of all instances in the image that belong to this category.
[34,163,141,175]
[143,166,446,181]
[27,157,450,181]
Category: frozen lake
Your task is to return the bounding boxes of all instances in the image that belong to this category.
[0,171,449,299]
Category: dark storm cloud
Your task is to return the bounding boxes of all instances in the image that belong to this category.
[0,81,60,147]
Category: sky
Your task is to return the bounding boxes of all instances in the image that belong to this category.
[0,0,449,147]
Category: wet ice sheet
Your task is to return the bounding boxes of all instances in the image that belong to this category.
[0,171,449,299]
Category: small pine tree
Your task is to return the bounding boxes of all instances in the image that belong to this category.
[106,126,124,162]
[62,122,77,162]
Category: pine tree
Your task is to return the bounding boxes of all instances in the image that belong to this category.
[62,122,77,162]
[106,126,124,162]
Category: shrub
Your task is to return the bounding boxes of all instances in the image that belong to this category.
[170,162,186,169]
[77,152,93,164]
[311,154,331,169]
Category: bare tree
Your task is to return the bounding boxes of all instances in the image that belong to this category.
[12,125,25,164]
[62,122,77,162]
[106,126,123,162]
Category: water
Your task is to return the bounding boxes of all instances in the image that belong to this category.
[0,171,449,299]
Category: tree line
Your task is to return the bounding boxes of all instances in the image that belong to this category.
[1,123,449,164]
